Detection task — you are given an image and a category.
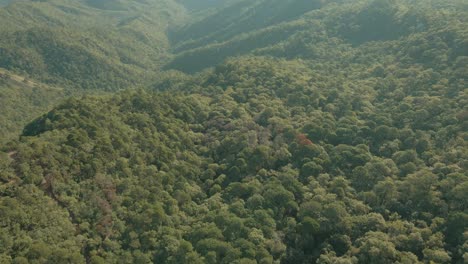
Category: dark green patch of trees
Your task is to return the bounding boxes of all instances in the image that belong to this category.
[2,52,467,262]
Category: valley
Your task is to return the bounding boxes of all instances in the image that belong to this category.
[0,0,466,263]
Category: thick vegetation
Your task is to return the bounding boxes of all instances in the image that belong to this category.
[0,0,467,263]
[0,68,68,144]
[0,0,185,90]
[2,54,467,262]
[167,0,468,73]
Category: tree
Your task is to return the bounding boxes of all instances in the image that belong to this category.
[355,232,399,264]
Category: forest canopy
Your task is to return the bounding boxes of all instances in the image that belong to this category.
[0,0,467,263]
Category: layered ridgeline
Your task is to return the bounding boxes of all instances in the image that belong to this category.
[0,0,185,90]
[1,56,467,263]
[175,0,232,11]
[167,0,468,73]
[0,0,466,86]
[0,0,184,143]
[0,0,467,263]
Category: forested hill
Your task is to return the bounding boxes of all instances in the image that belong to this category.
[1,56,467,263]
[175,0,232,11]
[0,0,186,90]
[0,0,466,87]
[167,0,468,72]
[0,0,467,263]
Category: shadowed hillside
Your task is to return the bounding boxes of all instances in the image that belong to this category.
[167,0,468,73]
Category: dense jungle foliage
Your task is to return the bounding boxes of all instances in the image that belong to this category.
[0,0,467,263]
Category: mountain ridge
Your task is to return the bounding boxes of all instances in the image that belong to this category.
[0,0,467,263]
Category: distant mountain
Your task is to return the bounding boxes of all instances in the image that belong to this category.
[176,0,232,11]
[170,0,328,52]
[0,0,186,90]
[0,0,12,7]
[167,0,468,73]
[1,0,465,82]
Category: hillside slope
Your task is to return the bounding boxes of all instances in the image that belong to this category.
[2,55,467,263]
[0,68,68,144]
[167,0,468,73]
[0,0,186,90]
[170,0,327,51]
[0,0,467,263]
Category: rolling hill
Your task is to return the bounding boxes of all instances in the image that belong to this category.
[0,0,186,90]
[0,0,467,263]
[2,54,467,262]
[166,0,468,73]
